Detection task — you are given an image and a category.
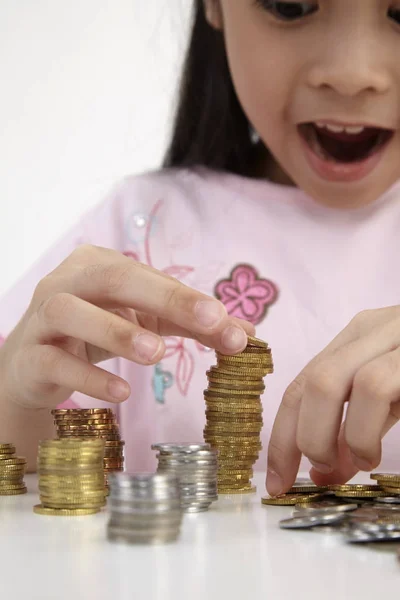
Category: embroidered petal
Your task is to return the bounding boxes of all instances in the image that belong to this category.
[176,347,195,396]
[247,281,277,302]
[163,265,194,281]
[233,265,254,293]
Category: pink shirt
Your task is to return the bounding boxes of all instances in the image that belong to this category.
[1,166,400,473]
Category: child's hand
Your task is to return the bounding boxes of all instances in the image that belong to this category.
[1,245,253,410]
[267,306,400,496]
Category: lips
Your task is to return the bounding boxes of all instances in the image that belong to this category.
[298,123,394,164]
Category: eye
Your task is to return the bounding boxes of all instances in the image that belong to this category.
[388,7,400,25]
[254,1,318,21]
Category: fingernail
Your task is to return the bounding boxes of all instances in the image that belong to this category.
[134,333,161,361]
[266,468,283,497]
[350,452,373,472]
[194,300,225,328]
[221,326,247,352]
[108,380,130,401]
[309,460,333,474]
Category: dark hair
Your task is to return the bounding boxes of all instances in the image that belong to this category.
[163,0,264,177]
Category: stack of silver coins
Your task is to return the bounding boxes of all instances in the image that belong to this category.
[107,472,183,544]
[152,443,218,513]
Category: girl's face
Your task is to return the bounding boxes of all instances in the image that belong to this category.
[205,0,400,208]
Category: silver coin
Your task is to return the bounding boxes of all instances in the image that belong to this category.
[294,502,358,515]
[151,442,211,453]
[280,512,347,530]
[375,496,400,505]
[346,530,400,543]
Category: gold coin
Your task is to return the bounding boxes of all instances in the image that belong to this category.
[57,423,119,430]
[40,501,106,510]
[52,408,112,415]
[0,458,26,466]
[0,487,27,495]
[378,481,400,488]
[215,357,269,366]
[206,416,263,425]
[329,484,379,492]
[288,485,329,494]
[261,493,323,506]
[33,504,101,516]
[40,438,105,447]
[236,347,270,356]
[207,367,262,380]
[204,392,263,402]
[207,373,265,384]
[58,433,121,441]
[205,405,263,414]
[218,486,257,495]
[204,431,261,439]
[381,487,400,494]
[54,414,116,421]
[206,415,262,423]
[105,440,125,446]
[217,367,272,377]
[245,336,268,348]
[0,443,16,450]
[371,473,400,483]
[335,491,387,498]
[206,387,263,397]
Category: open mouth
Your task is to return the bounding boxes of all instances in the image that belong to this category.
[298,123,394,164]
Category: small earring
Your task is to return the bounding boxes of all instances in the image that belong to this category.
[250,126,260,145]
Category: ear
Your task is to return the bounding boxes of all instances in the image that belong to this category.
[203,0,223,30]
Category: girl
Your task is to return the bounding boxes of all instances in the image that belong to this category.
[1,0,400,498]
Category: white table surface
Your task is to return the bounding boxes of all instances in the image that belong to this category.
[1,472,398,600]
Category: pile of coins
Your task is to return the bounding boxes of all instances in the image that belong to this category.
[34,439,107,516]
[152,443,218,512]
[261,479,390,507]
[0,444,27,495]
[263,475,400,554]
[107,472,183,544]
[52,408,124,488]
[203,336,273,494]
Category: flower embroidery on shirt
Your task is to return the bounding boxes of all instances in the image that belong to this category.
[214,264,278,326]
[152,363,174,404]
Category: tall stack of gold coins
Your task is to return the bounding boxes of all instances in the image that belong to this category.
[52,408,124,489]
[203,336,273,494]
[0,443,27,495]
[34,439,107,516]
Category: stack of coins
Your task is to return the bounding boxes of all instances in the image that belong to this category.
[34,439,107,516]
[371,473,400,497]
[107,472,183,544]
[152,443,218,512]
[52,408,124,488]
[0,443,27,495]
[203,336,273,494]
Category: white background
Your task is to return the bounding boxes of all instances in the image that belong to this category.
[0,0,192,297]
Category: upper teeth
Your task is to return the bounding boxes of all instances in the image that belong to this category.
[315,122,365,135]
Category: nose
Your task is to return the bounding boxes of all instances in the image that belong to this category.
[307,32,391,97]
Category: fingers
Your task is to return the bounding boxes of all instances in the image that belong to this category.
[35,247,252,354]
[22,344,130,405]
[310,408,400,487]
[297,321,400,473]
[28,293,165,365]
[267,314,400,496]
[266,375,305,496]
[344,347,400,470]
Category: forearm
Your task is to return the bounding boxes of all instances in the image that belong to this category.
[0,396,55,472]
